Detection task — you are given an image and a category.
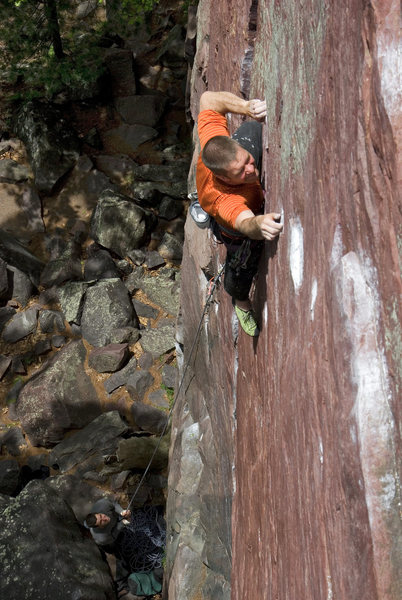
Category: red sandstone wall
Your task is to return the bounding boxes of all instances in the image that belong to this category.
[166,1,401,598]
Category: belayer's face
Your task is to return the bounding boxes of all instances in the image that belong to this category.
[94,513,111,528]
[220,147,259,185]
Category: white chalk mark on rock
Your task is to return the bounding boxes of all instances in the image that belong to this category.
[289,217,304,293]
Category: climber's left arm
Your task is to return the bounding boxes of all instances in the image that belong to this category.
[199,91,266,120]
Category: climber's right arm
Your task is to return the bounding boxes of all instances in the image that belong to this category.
[200,91,266,120]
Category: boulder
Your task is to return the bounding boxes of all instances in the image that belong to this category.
[115,95,167,127]
[91,189,157,257]
[144,250,165,269]
[2,307,38,343]
[6,265,35,306]
[0,307,15,333]
[57,281,89,324]
[103,123,158,154]
[16,340,101,446]
[0,459,20,495]
[104,48,137,96]
[139,272,180,316]
[158,232,183,262]
[88,343,129,373]
[117,434,170,471]
[84,247,120,281]
[0,480,115,599]
[132,163,188,183]
[0,355,11,380]
[104,356,137,395]
[0,158,29,183]
[39,309,66,333]
[162,364,177,389]
[158,196,183,220]
[149,389,169,410]
[80,278,139,346]
[94,154,138,184]
[0,229,44,286]
[139,321,176,358]
[0,426,27,456]
[131,402,168,434]
[132,299,158,320]
[49,411,128,474]
[14,102,80,193]
[126,370,154,402]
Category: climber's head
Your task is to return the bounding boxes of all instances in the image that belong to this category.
[202,136,259,185]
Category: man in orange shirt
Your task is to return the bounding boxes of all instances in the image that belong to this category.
[194,91,283,336]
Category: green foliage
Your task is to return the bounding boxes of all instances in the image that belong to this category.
[0,0,159,101]
[160,383,175,409]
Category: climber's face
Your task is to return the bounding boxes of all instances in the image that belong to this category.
[219,147,259,185]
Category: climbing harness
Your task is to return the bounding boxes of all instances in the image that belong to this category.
[126,264,225,511]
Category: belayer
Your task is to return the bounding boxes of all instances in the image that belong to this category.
[190,91,283,336]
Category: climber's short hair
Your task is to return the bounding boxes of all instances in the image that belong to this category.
[202,135,240,176]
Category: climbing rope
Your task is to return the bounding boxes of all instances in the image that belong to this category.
[127,264,225,511]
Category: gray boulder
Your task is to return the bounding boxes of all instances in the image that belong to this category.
[80,278,139,346]
[14,102,80,193]
[0,480,115,599]
[84,247,119,281]
[149,389,169,410]
[91,189,157,257]
[139,321,176,358]
[104,48,137,96]
[139,272,180,316]
[58,281,89,324]
[115,95,167,127]
[2,307,38,343]
[0,158,29,183]
[94,154,137,184]
[0,427,27,456]
[16,340,101,447]
[132,162,188,183]
[117,434,170,471]
[104,356,137,395]
[6,265,35,306]
[88,343,129,373]
[0,459,20,495]
[126,370,154,402]
[158,196,183,220]
[0,307,15,334]
[103,123,158,154]
[131,402,168,434]
[49,411,128,473]
[39,309,66,333]
[132,298,158,319]
[158,231,183,262]
[0,229,44,286]
[0,355,11,379]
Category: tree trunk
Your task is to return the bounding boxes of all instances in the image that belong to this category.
[44,0,64,59]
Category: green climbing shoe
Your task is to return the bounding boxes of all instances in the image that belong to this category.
[234,305,260,337]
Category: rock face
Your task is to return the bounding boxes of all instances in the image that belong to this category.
[0,480,115,600]
[165,2,401,600]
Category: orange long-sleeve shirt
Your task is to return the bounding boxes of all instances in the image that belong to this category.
[196,110,263,230]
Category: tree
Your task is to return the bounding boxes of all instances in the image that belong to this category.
[0,0,159,101]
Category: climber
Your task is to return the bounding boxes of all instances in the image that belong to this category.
[84,497,131,598]
[192,91,283,336]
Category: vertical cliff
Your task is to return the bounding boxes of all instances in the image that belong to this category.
[165,1,401,599]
